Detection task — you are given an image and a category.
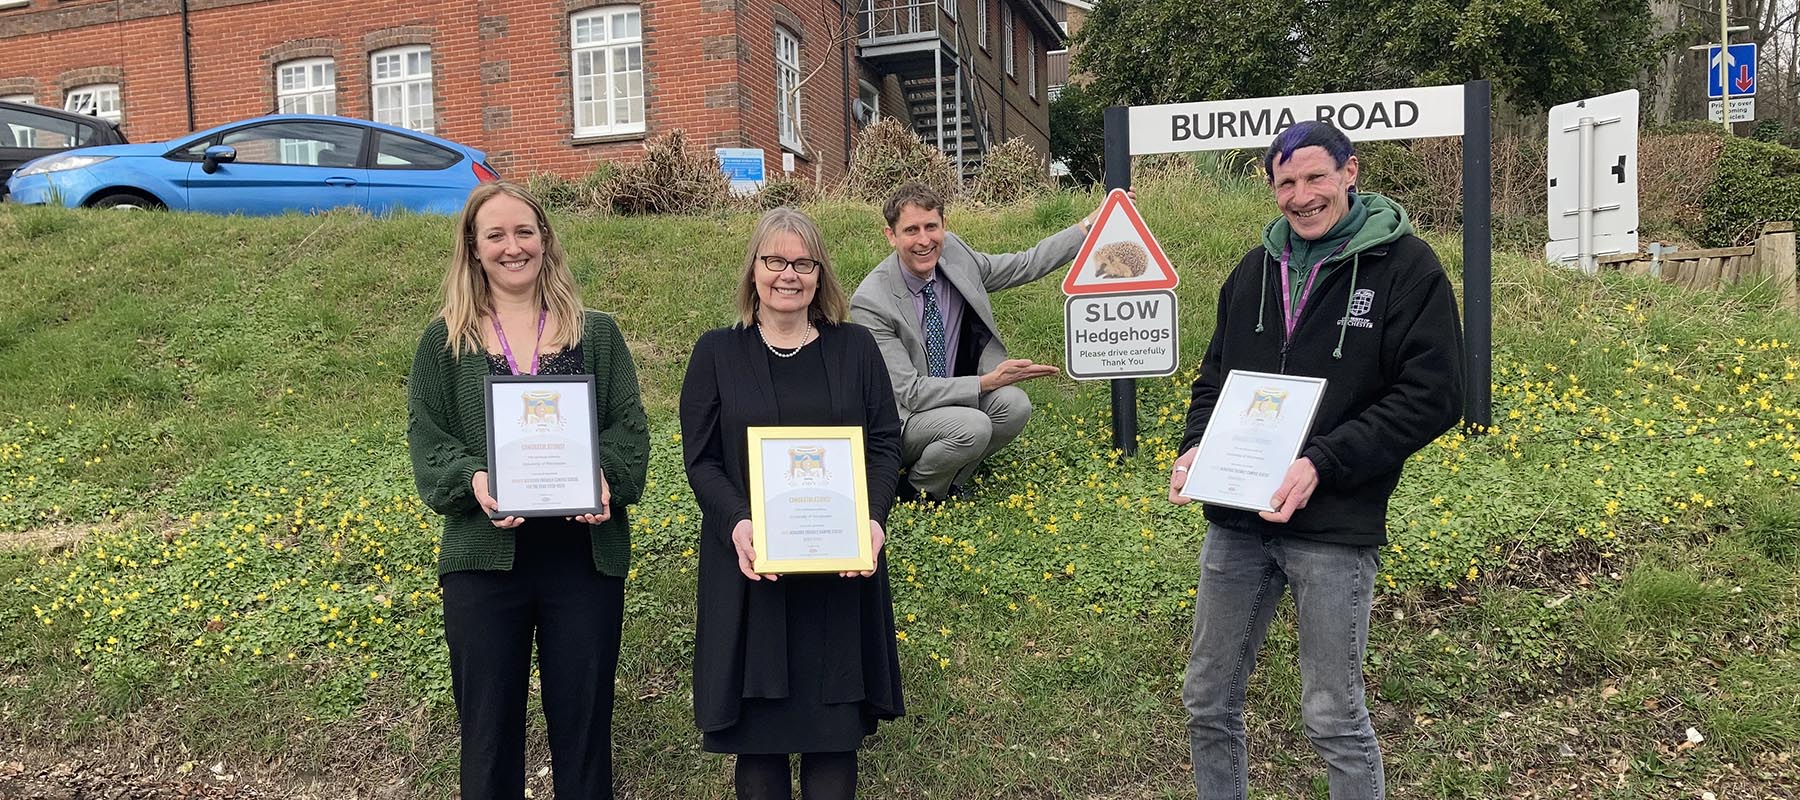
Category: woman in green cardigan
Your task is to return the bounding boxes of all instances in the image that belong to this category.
[407,182,649,800]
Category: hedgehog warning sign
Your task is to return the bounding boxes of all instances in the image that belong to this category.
[1062,189,1179,295]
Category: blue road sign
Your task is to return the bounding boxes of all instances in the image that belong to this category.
[1708,43,1757,99]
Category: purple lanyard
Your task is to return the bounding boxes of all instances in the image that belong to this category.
[1277,245,1342,339]
[491,306,547,375]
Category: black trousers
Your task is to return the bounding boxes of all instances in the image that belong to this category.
[441,523,625,800]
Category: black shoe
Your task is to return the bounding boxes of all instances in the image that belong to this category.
[946,484,972,502]
[896,481,926,504]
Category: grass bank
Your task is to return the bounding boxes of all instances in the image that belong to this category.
[1,173,1797,798]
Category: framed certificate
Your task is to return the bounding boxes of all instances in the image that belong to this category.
[483,375,605,518]
[1180,370,1328,513]
[746,426,875,574]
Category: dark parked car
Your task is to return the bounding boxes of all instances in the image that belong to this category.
[0,100,129,200]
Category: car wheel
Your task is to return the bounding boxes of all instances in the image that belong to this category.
[89,192,164,211]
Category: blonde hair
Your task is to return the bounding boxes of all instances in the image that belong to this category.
[438,182,585,358]
[733,207,849,328]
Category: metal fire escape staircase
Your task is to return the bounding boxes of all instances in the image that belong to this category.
[859,0,994,180]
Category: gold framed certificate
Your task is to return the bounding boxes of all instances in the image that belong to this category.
[1180,370,1328,513]
[483,375,605,518]
[746,426,875,574]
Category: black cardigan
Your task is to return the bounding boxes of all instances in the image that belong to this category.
[679,322,905,732]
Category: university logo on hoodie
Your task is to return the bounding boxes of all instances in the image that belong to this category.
[1345,289,1375,328]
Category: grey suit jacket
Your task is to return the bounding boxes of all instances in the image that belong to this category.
[850,225,1086,421]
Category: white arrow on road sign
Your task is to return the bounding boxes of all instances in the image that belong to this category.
[1707,43,1757,99]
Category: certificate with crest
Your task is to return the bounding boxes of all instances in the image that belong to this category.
[746,426,874,574]
[1180,370,1328,513]
[484,375,605,518]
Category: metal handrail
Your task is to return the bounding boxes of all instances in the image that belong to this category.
[860,0,940,41]
[954,21,992,156]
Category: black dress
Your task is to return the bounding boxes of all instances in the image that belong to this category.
[679,323,905,756]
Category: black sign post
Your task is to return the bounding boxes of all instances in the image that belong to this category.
[1460,80,1494,430]
[1103,106,1138,456]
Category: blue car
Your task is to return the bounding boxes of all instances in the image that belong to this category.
[5,114,499,215]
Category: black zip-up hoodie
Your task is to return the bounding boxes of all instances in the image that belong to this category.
[1180,192,1465,547]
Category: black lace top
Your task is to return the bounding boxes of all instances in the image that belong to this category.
[486,344,584,376]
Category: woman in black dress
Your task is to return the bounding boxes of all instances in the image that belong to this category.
[680,207,904,799]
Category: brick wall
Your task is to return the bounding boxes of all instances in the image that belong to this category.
[0,0,873,180]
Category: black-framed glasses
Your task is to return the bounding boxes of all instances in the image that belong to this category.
[759,255,820,274]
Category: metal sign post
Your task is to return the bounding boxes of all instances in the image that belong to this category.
[1103,106,1138,454]
[1461,81,1493,431]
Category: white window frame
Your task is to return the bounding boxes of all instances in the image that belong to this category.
[370,45,434,133]
[775,26,803,151]
[854,79,880,126]
[64,84,121,123]
[1,94,34,105]
[571,7,646,138]
[0,1,30,10]
[275,58,336,116]
[1027,35,1037,99]
[977,0,988,50]
[1002,4,1015,77]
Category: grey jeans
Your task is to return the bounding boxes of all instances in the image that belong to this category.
[900,385,1031,495]
[1182,523,1384,800]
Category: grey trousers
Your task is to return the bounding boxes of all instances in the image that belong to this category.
[1183,523,1384,800]
[900,386,1031,496]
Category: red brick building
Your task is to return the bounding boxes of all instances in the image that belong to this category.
[0,0,1062,181]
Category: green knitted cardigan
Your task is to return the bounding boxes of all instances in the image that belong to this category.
[406,310,649,576]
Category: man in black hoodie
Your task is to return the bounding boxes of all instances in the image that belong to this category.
[1167,121,1465,800]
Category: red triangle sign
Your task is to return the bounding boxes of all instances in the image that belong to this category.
[1062,189,1179,295]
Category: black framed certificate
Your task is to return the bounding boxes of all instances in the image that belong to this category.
[1180,370,1328,513]
[746,425,875,574]
[483,374,605,518]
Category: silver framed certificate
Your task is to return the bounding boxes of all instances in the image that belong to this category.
[1180,370,1328,513]
[746,426,875,574]
[483,374,604,518]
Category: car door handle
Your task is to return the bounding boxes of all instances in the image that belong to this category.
[324,177,358,187]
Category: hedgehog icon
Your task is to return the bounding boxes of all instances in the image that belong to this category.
[1093,241,1150,279]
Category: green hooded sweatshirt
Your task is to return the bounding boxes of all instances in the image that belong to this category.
[1261,191,1414,309]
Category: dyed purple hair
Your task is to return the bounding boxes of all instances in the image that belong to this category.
[1263,121,1354,180]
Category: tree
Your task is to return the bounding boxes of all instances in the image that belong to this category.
[1072,0,1659,116]
[1071,0,1304,107]
[1050,82,1108,186]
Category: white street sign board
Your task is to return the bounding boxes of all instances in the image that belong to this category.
[1708,97,1756,123]
[1545,90,1638,266]
[1065,290,1179,380]
[1128,85,1466,155]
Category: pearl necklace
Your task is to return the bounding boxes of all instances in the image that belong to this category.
[758,321,815,358]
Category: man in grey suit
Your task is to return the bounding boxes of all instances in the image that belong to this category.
[851,183,1102,501]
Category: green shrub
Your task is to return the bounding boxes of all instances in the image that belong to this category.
[1048,81,1107,187]
[1701,136,1800,246]
[967,137,1052,205]
[748,173,819,210]
[844,118,960,203]
[523,171,583,213]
